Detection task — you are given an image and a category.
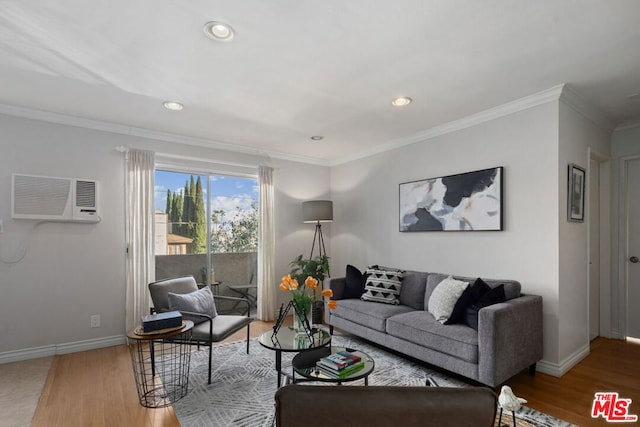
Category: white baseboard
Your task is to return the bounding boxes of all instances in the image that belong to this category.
[536,344,590,377]
[0,335,127,364]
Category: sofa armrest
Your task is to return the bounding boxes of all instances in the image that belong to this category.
[477,294,543,387]
[329,277,348,300]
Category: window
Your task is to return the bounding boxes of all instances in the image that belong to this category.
[154,170,258,312]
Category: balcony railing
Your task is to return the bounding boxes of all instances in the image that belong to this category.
[155,251,257,314]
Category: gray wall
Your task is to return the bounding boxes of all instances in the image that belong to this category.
[0,89,626,376]
[0,113,329,358]
[611,124,640,339]
[329,89,612,374]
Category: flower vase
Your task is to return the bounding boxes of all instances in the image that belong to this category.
[292,300,312,333]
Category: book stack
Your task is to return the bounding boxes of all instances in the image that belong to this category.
[316,350,365,378]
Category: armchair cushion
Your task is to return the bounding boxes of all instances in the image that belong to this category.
[191,314,252,341]
[168,286,217,324]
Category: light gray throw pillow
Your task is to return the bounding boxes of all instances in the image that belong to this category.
[427,276,469,323]
[168,286,217,324]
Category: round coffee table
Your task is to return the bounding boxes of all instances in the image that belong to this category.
[259,326,331,387]
[291,346,375,385]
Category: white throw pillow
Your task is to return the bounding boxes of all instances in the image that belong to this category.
[427,276,469,323]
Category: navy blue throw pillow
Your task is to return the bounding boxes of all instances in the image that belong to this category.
[344,264,367,299]
[445,278,491,325]
[464,283,506,330]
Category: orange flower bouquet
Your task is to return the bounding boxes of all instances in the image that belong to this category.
[280,255,336,331]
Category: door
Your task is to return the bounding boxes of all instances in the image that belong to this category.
[589,158,600,340]
[626,158,640,339]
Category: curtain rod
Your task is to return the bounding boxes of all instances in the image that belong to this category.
[115,146,269,170]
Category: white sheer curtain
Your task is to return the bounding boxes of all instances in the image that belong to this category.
[125,149,155,332]
[257,166,276,321]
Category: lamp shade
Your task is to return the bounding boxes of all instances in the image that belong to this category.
[302,200,333,223]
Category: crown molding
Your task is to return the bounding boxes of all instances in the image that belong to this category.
[0,103,331,167]
[330,85,566,166]
[614,118,640,131]
[559,84,616,134]
[2,83,611,169]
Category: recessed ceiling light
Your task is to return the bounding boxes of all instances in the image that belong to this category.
[203,21,235,41]
[391,96,412,107]
[163,101,184,111]
[310,136,324,141]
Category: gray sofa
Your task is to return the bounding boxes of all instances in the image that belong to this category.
[327,269,543,387]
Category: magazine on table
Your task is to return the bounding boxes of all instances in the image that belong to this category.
[318,351,362,370]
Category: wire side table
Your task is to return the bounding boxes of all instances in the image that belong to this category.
[126,320,193,408]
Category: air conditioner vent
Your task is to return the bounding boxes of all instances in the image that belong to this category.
[76,180,96,208]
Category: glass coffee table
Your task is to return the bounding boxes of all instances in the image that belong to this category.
[259,326,331,387]
[291,346,375,385]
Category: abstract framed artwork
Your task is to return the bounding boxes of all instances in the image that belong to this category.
[399,167,503,232]
[568,163,585,222]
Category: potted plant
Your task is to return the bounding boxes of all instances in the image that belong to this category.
[280,254,334,330]
[289,254,330,285]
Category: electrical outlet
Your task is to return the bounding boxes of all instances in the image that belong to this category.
[90,314,101,328]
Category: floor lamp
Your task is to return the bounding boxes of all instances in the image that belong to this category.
[302,200,333,263]
[303,200,333,325]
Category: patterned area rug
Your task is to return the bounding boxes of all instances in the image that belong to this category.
[173,333,575,427]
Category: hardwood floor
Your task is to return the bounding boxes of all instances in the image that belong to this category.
[506,337,640,426]
[31,323,640,427]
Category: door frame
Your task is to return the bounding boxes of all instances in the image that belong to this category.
[587,149,611,341]
[619,154,640,339]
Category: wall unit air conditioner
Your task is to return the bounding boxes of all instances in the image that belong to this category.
[11,173,100,223]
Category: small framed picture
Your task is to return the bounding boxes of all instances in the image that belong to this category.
[568,164,585,222]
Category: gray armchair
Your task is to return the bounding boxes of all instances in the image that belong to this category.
[148,275,253,384]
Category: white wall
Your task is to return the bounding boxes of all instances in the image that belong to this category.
[0,113,329,358]
[0,91,618,372]
[330,101,563,366]
[557,99,611,366]
[610,124,640,338]
[272,159,331,308]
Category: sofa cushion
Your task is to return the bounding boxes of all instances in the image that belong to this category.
[361,268,405,305]
[386,311,479,363]
[427,276,469,323]
[344,264,367,299]
[331,298,414,332]
[398,271,429,310]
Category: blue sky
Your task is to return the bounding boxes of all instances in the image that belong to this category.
[154,170,258,215]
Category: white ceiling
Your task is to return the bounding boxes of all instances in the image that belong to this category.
[1,1,639,164]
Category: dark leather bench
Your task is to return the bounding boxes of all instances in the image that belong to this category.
[274,384,497,427]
